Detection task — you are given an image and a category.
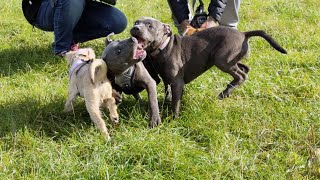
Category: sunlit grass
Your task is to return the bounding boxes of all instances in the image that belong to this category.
[0,0,319,179]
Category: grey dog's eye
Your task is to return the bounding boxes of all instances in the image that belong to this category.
[134,21,139,25]
[117,48,121,54]
[148,24,153,29]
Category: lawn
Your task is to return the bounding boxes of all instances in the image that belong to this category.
[0,0,319,179]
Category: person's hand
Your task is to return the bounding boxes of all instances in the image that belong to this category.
[200,16,219,29]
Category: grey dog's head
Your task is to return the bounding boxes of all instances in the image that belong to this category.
[102,36,146,75]
[130,17,172,52]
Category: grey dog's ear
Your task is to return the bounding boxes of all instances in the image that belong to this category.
[105,32,115,46]
[163,23,172,36]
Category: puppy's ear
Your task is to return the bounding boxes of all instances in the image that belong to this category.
[65,51,76,66]
[105,32,115,46]
[163,23,172,36]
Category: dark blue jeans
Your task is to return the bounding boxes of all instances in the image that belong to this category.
[35,0,127,54]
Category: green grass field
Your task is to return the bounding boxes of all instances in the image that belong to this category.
[1,0,319,179]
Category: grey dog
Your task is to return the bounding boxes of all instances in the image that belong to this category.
[101,36,161,128]
[130,17,287,117]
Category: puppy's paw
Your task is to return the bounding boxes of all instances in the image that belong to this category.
[111,116,119,124]
[63,106,72,113]
[149,116,161,128]
[102,132,111,141]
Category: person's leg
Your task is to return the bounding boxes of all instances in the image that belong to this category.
[219,0,240,28]
[53,0,86,54]
[72,1,127,43]
[167,0,192,35]
[35,0,86,54]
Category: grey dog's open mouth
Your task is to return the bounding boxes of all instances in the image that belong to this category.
[137,38,145,48]
[133,46,145,60]
[132,37,146,60]
[131,35,147,49]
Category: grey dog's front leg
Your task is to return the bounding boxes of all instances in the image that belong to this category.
[145,79,161,128]
[134,63,161,127]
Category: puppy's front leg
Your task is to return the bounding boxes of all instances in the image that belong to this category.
[171,78,185,118]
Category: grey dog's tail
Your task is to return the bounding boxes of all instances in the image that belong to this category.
[244,30,287,54]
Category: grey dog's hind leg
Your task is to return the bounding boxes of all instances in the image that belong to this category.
[218,64,247,99]
[237,62,250,74]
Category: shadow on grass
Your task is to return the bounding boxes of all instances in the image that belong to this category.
[0,96,89,139]
[0,93,167,139]
[0,44,173,138]
[0,45,62,77]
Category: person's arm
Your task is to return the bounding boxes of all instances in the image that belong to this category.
[208,0,228,22]
[167,0,190,24]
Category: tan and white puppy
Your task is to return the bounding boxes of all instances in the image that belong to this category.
[64,48,119,139]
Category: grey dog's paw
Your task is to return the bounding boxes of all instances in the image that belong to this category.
[149,116,161,128]
[112,90,122,105]
[218,92,230,100]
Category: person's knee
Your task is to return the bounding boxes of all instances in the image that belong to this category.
[106,8,127,34]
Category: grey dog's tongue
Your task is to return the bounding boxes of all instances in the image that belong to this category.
[131,36,145,59]
[134,49,145,59]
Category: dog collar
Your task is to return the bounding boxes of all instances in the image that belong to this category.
[150,37,170,57]
[69,59,91,79]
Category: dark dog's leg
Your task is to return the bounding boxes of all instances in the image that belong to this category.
[133,93,142,101]
[237,62,250,74]
[171,79,185,118]
[218,65,247,99]
[112,89,122,105]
